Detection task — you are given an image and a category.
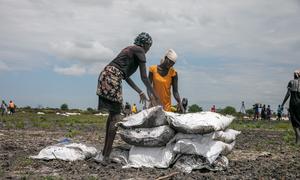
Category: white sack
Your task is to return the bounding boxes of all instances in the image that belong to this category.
[174,155,229,173]
[124,144,175,168]
[30,143,97,161]
[166,111,234,134]
[170,133,235,163]
[118,106,167,129]
[118,125,175,147]
[212,129,241,143]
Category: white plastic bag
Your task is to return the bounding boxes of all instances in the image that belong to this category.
[118,106,167,128]
[118,125,175,147]
[170,133,235,163]
[30,143,97,161]
[212,129,241,143]
[124,144,175,168]
[166,111,234,134]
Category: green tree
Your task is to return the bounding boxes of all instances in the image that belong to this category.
[246,108,254,116]
[60,103,69,111]
[220,106,236,115]
[188,104,203,113]
[86,107,96,114]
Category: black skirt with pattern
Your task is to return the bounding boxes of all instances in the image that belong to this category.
[97,65,124,114]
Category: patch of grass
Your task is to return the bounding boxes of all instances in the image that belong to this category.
[14,157,34,168]
[0,167,4,177]
[230,119,293,131]
[283,129,295,145]
[42,176,63,180]
[65,129,80,138]
[15,120,25,129]
[88,176,99,180]
[19,157,34,167]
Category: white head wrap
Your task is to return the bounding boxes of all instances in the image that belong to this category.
[294,70,300,78]
[160,49,177,64]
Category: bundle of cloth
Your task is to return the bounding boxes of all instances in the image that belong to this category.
[114,106,240,173]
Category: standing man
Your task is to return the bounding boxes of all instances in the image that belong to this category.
[124,102,131,117]
[266,105,272,121]
[253,104,259,121]
[1,100,7,116]
[211,105,216,112]
[8,100,16,115]
[277,105,283,121]
[96,32,159,164]
[282,70,300,144]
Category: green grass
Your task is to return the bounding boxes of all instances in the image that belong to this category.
[229,119,293,131]
[230,119,300,146]
[0,112,107,130]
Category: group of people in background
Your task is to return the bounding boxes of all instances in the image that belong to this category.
[252,104,273,121]
[1,100,16,116]
[123,102,137,117]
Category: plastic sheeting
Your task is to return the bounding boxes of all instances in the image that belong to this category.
[166,111,234,134]
[117,106,167,129]
[118,125,175,147]
[170,133,235,163]
[124,144,176,168]
[30,143,97,161]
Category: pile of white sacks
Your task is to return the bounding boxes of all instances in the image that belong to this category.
[113,106,240,173]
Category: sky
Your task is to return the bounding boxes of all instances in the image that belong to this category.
[0,0,300,111]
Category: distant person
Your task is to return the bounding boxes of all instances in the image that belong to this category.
[8,100,16,115]
[148,49,184,112]
[261,104,266,120]
[142,102,147,110]
[253,104,259,120]
[281,70,300,144]
[131,103,137,114]
[277,105,283,121]
[96,32,159,164]
[266,105,272,121]
[1,100,7,116]
[211,105,216,112]
[124,102,131,117]
[258,104,262,118]
[182,98,188,113]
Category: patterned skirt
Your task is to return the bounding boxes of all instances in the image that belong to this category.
[96,66,124,113]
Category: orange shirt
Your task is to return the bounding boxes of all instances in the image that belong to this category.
[149,65,177,112]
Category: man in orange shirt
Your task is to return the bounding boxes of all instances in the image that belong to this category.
[148,49,184,112]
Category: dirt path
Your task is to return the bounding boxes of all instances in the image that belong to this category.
[1,129,300,179]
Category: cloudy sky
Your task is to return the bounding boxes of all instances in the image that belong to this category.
[0,0,300,111]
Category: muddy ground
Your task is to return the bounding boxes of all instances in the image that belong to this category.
[1,123,300,179]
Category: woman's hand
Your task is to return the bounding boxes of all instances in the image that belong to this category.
[177,103,184,113]
[139,92,148,105]
[148,94,161,107]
